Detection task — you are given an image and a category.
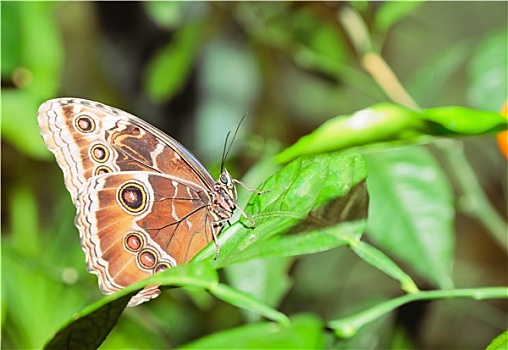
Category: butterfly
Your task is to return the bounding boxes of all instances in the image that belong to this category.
[38,98,255,306]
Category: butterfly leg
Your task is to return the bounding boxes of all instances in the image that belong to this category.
[233,179,270,195]
[212,222,222,261]
[235,205,257,227]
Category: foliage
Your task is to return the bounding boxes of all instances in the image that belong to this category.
[2,1,507,349]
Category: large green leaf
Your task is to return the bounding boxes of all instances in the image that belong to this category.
[195,151,369,266]
[181,314,323,349]
[364,146,455,288]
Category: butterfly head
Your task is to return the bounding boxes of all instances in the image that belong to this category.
[212,169,238,221]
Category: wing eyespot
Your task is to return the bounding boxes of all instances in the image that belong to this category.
[90,144,110,163]
[138,248,157,269]
[117,181,148,214]
[124,232,144,252]
[154,262,171,273]
[94,165,113,176]
[74,114,96,133]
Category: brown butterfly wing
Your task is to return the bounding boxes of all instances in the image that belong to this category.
[38,98,221,306]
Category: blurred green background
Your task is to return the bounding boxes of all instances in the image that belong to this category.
[2,1,507,349]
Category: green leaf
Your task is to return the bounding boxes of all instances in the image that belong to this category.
[3,184,90,349]
[181,314,323,349]
[18,2,64,96]
[293,9,348,63]
[274,103,508,163]
[44,263,219,350]
[1,2,64,159]
[2,246,59,349]
[468,28,508,111]
[1,1,65,95]
[2,90,51,159]
[374,1,424,35]
[224,257,294,322]
[195,151,369,266]
[209,283,289,325]
[1,2,22,77]
[144,21,204,102]
[424,106,508,134]
[364,146,455,288]
[44,292,134,350]
[274,103,426,163]
[9,184,41,256]
[349,240,418,293]
[143,2,189,30]
[486,330,508,350]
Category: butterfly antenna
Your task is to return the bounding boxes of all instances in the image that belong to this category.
[221,113,248,172]
[221,131,231,173]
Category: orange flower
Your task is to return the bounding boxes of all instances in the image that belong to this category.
[497,100,508,159]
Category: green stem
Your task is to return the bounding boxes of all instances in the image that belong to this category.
[328,287,508,338]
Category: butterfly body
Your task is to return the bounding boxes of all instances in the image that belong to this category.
[38,98,237,306]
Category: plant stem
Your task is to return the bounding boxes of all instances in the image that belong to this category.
[338,6,419,109]
[328,287,508,338]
